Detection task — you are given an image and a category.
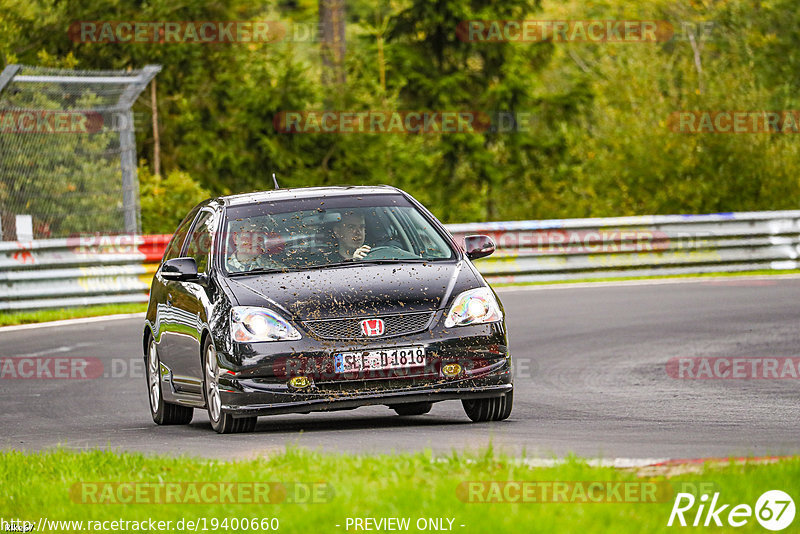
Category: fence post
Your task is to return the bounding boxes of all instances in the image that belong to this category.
[116,65,162,235]
[0,65,21,93]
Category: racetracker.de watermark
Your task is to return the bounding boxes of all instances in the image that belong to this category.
[54,228,717,261]
[69,21,285,43]
[457,480,717,503]
[274,111,492,134]
[0,110,103,134]
[0,110,146,134]
[666,357,800,379]
[70,21,329,43]
[70,482,332,504]
[454,229,673,254]
[0,357,144,380]
[272,110,598,134]
[456,20,674,43]
[668,111,800,133]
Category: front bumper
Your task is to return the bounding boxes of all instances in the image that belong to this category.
[215,320,512,417]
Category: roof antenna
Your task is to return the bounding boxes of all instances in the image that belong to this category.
[272,172,280,190]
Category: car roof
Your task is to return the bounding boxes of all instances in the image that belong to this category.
[218,185,404,207]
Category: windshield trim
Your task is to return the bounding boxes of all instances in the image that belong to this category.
[217,195,458,276]
[223,257,456,277]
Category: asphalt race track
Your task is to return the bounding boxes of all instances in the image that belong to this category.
[2,277,798,460]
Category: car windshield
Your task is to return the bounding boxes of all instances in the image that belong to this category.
[221,193,454,274]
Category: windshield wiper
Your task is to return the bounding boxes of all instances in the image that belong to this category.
[355,258,432,264]
[227,262,354,275]
[227,268,284,276]
[226,258,439,276]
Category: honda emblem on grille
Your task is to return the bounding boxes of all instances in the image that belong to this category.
[360,318,385,337]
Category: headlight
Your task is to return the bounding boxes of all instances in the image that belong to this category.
[444,287,503,327]
[230,306,301,342]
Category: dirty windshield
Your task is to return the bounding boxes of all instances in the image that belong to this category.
[222,194,454,274]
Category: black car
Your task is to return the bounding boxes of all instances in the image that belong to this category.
[143,186,513,433]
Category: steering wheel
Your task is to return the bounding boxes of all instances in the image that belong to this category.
[364,245,395,256]
[364,245,422,261]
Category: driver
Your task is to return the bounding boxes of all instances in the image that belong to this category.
[331,211,371,260]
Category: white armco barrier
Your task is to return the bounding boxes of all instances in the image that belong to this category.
[0,234,167,311]
[1,211,799,311]
[447,211,800,284]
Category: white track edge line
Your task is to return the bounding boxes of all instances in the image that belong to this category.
[0,312,146,332]
[495,273,800,292]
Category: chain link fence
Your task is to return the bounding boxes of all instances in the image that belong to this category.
[0,64,159,240]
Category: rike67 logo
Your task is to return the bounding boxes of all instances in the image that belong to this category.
[668,490,795,531]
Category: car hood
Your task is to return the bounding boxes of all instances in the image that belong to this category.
[223,261,482,320]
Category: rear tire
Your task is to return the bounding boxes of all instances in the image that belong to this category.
[203,338,257,434]
[146,334,193,425]
[462,390,513,422]
[391,402,433,416]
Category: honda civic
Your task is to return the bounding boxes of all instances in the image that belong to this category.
[143,186,513,433]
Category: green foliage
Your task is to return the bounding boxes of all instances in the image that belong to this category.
[139,165,210,234]
[0,302,146,326]
[0,53,130,237]
[536,0,800,217]
[2,0,799,224]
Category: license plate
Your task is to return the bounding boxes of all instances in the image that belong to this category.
[334,347,426,373]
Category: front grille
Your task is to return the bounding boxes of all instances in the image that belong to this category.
[303,312,434,340]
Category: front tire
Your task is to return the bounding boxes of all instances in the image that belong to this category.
[462,390,513,422]
[203,338,257,434]
[146,335,193,425]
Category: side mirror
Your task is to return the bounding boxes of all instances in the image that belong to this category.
[160,257,199,281]
[464,235,496,260]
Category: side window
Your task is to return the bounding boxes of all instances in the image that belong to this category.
[185,211,215,273]
[400,208,451,259]
[163,206,201,262]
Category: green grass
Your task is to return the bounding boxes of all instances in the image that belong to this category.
[492,269,800,287]
[1,449,797,533]
[0,303,147,327]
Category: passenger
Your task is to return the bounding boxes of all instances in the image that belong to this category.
[227,229,284,272]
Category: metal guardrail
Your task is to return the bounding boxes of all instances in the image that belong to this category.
[1,211,799,311]
[0,235,169,311]
[450,211,800,283]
